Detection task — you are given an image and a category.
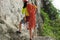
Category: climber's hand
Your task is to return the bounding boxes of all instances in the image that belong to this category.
[24,17,26,21]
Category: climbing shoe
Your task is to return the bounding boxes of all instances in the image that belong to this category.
[16,31,21,34]
[30,38,32,40]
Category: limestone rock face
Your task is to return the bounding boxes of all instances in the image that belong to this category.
[0,0,28,40]
[0,0,23,25]
[0,0,54,40]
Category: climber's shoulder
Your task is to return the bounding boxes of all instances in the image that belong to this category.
[22,8,26,14]
[27,3,37,8]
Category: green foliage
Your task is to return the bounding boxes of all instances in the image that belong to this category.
[51,19,60,40]
[40,0,60,40]
[41,9,55,38]
[42,0,58,20]
[41,8,60,40]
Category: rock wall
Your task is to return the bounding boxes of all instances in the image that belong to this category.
[0,0,27,40]
[0,0,23,26]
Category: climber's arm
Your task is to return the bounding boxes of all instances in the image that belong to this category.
[22,8,25,14]
[22,8,26,17]
[22,8,26,21]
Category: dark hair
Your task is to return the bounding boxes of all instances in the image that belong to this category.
[23,2,27,8]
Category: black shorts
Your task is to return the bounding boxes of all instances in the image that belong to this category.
[21,16,29,24]
[21,18,26,24]
[26,16,30,22]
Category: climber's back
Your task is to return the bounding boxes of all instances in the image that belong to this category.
[27,3,37,16]
[26,3,37,29]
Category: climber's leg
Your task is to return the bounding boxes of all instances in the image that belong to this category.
[29,28,34,40]
[26,22,29,30]
[16,17,26,33]
[19,18,26,31]
[29,28,32,40]
[16,22,21,34]
[25,16,30,30]
[19,22,22,32]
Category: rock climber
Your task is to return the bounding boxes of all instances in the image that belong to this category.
[17,0,37,40]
